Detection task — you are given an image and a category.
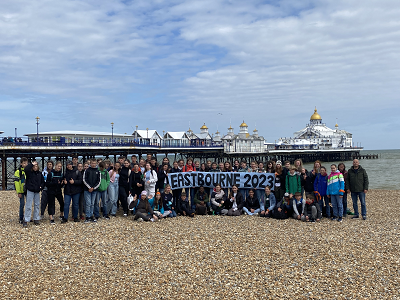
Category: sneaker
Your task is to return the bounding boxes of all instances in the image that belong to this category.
[80,215,85,220]
[150,218,155,222]
[104,215,110,220]
[111,214,116,217]
[22,221,28,228]
[244,212,248,215]
[33,220,40,226]
[123,213,128,217]
[362,215,367,220]
[59,216,63,220]
[352,215,359,219]
[331,217,338,221]
[19,219,23,224]
[92,218,97,223]
[337,217,343,222]
[84,218,90,223]
[50,219,55,225]
[73,218,79,222]
[137,217,143,222]
[347,210,354,215]
[61,218,68,224]
[310,219,316,223]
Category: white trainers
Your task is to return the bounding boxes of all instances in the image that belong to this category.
[150,218,155,222]
[137,217,143,222]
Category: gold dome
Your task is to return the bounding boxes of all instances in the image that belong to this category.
[200,123,208,130]
[335,123,339,127]
[310,107,322,120]
[253,128,258,132]
[240,120,248,127]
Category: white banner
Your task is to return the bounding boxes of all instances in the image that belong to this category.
[167,172,275,190]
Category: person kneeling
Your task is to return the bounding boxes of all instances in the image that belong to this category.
[301,194,321,222]
[242,189,260,216]
[132,191,159,222]
[259,186,276,218]
[292,192,305,220]
[194,186,209,215]
[179,192,195,217]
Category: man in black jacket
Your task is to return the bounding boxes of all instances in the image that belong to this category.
[346,159,369,220]
[83,159,101,223]
[63,161,83,223]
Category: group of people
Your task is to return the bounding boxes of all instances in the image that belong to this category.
[14,154,369,227]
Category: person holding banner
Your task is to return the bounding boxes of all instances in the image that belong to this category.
[274,161,285,202]
[223,185,243,216]
[210,184,226,215]
[242,189,260,216]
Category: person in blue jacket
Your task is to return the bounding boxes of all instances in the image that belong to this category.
[259,185,276,218]
[313,166,329,218]
[327,164,345,222]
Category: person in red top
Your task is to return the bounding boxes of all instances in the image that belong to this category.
[182,157,196,209]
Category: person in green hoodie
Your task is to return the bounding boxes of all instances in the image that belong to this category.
[96,161,110,219]
[286,166,301,198]
[14,157,28,224]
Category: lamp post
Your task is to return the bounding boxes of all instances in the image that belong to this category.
[35,116,40,142]
[111,122,114,144]
[146,128,149,145]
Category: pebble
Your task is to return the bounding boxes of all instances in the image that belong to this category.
[0,189,399,299]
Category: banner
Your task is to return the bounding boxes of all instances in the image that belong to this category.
[167,172,275,190]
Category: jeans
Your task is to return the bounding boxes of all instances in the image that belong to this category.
[97,190,108,216]
[351,192,366,217]
[243,207,261,215]
[19,193,25,221]
[239,189,249,201]
[64,193,80,219]
[330,195,343,218]
[84,190,98,218]
[24,190,40,222]
[163,209,177,218]
[256,189,263,202]
[108,181,119,215]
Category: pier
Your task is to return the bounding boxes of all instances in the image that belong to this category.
[0,140,373,190]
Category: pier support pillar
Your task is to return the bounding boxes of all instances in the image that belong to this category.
[1,156,6,190]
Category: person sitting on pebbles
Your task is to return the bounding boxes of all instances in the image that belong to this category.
[272,193,292,219]
[259,185,276,218]
[210,184,226,215]
[292,192,305,220]
[242,188,260,216]
[179,191,195,217]
[301,193,321,222]
[131,191,159,222]
[149,192,164,220]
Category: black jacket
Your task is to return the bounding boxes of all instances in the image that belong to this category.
[63,168,83,195]
[83,167,101,191]
[243,195,260,210]
[129,171,143,193]
[46,170,63,195]
[224,192,244,210]
[303,201,322,219]
[119,166,130,188]
[301,170,314,193]
[156,170,168,190]
[25,163,45,193]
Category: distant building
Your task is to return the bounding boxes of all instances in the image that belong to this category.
[24,131,132,143]
[276,108,353,149]
[163,131,190,147]
[222,121,265,153]
[132,129,163,146]
[187,124,213,146]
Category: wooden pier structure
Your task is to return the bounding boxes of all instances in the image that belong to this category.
[1,143,373,190]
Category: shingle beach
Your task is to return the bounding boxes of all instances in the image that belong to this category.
[0,190,399,299]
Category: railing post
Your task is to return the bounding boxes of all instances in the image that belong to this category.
[1,155,6,190]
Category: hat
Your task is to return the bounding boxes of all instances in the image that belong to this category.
[276,160,282,166]
[141,190,147,196]
[66,160,73,166]
[156,191,161,195]
[284,193,290,198]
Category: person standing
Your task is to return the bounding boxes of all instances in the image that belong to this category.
[63,161,83,223]
[22,161,45,227]
[14,157,28,224]
[346,159,369,220]
[47,162,64,224]
[326,164,345,222]
[83,159,101,223]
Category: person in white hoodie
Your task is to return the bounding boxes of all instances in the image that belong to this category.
[144,162,158,197]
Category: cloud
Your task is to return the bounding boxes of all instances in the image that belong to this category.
[0,0,399,149]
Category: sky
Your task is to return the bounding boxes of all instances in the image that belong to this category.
[1,0,399,150]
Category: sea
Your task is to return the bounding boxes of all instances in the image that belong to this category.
[1,149,399,190]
